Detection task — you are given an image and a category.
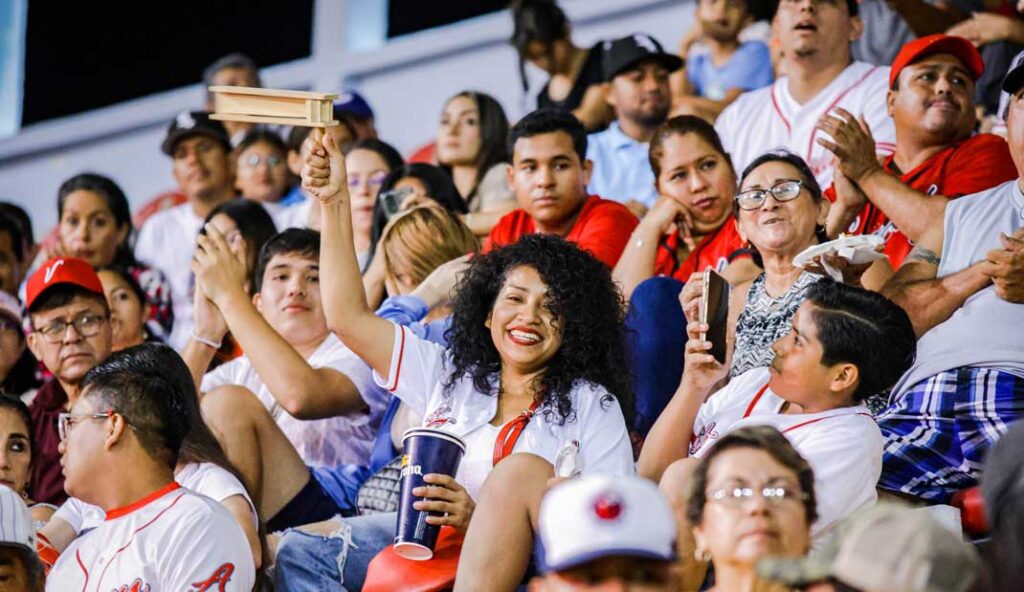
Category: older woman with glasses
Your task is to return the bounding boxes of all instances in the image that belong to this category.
[680,150,868,379]
[686,426,815,592]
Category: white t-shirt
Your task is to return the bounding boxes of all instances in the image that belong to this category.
[716,61,895,189]
[261,199,309,231]
[201,333,383,467]
[375,323,635,499]
[53,462,256,535]
[135,203,204,351]
[48,483,255,591]
[690,367,882,541]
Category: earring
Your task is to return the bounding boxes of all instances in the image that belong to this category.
[694,547,711,562]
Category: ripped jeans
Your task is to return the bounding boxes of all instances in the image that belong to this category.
[274,512,397,591]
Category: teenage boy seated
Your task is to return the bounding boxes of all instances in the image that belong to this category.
[638,279,916,542]
[486,109,639,269]
[24,258,113,505]
[49,344,254,590]
[184,227,383,529]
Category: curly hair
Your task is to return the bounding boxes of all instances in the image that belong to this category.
[443,234,633,426]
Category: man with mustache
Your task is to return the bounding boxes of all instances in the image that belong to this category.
[818,35,1017,287]
[135,111,237,350]
[585,34,682,217]
[715,0,896,190]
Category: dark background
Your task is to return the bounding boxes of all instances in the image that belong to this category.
[23,1,506,126]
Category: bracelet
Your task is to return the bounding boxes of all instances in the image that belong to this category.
[191,331,223,350]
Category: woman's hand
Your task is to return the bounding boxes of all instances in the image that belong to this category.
[641,196,693,242]
[413,254,472,310]
[301,128,348,206]
[193,224,249,311]
[679,271,704,324]
[413,474,476,535]
[680,320,728,396]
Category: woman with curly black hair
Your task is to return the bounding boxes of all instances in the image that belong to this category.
[293,128,635,591]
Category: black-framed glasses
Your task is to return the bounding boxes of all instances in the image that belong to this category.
[735,179,805,211]
[57,410,113,441]
[34,313,108,344]
[707,485,808,507]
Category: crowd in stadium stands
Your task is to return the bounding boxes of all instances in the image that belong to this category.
[2,0,1024,590]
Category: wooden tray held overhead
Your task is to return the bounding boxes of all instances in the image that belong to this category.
[209,86,340,127]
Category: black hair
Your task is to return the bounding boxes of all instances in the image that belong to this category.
[235,128,288,158]
[439,91,511,202]
[57,173,135,268]
[202,198,279,292]
[202,52,261,104]
[80,343,194,469]
[0,202,33,254]
[804,279,916,401]
[0,212,25,263]
[508,108,587,164]
[649,115,733,180]
[347,138,405,173]
[510,0,571,92]
[253,228,320,293]
[686,425,818,527]
[28,284,109,317]
[368,163,468,261]
[771,0,857,18]
[736,150,827,267]
[444,234,633,426]
[0,395,34,473]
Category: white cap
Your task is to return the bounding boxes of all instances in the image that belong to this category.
[539,475,676,573]
[0,485,35,552]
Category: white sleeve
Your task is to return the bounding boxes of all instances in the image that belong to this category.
[51,498,87,534]
[575,386,635,477]
[862,67,896,156]
[315,338,380,413]
[181,464,258,529]
[715,101,740,162]
[372,323,449,416]
[200,359,240,394]
[797,419,883,539]
[159,504,256,591]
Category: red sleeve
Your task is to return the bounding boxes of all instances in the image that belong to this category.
[943,134,1018,197]
[569,199,640,268]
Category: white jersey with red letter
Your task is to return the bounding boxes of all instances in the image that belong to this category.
[716,61,895,189]
[47,482,255,592]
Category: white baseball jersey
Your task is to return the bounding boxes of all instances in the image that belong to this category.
[53,462,256,535]
[716,61,895,189]
[690,367,883,543]
[47,483,255,592]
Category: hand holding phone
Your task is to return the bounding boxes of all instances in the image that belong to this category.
[699,268,730,365]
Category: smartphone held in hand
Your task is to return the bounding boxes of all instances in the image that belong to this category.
[699,268,729,365]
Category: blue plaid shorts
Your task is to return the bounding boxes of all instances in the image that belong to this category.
[877,367,1024,502]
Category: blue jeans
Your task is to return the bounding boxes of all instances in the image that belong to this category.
[625,276,687,436]
[274,512,397,591]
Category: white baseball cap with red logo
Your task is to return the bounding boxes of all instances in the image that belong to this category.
[538,475,676,572]
[0,485,35,553]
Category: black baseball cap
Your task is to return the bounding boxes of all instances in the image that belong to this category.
[161,111,232,156]
[601,34,683,82]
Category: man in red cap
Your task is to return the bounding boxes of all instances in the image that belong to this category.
[817,34,1017,285]
[23,257,111,505]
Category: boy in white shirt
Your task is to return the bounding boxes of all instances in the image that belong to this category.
[639,279,917,542]
[48,343,254,591]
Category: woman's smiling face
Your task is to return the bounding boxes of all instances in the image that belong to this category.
[487,265,563,375]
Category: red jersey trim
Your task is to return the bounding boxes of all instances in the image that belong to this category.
[387,325,407,393]
[96,489,189,588]
[770,84,792,133]
[76,549,89,591]
[105,481,181,521]
[782,412,873,434]
[743,383,771,419]
[805,66,880,163]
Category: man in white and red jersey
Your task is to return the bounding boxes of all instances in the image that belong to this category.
[818,34,1017,280]
[47,344,254,591]
[716,0,895,189]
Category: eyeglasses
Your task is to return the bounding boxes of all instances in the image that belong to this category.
[706,485,808,507]
[348,172,388,189]
[735,179,805,211]
[241,153,283,168]
[57,410,113,441]
[34,313,108,344]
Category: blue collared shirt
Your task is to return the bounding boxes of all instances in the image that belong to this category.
[586,121,657,209]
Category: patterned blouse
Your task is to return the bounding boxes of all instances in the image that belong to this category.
[730,271,820,377]
[128,263,174,343]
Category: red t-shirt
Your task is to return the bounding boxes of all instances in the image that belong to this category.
[485,195,639,268]
[826,134,1016,268]
[654,216,750,282]
[29,379,68,505]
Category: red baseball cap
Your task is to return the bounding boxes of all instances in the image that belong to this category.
[25,257,104,311]
[889,34,984,89]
